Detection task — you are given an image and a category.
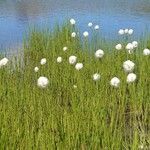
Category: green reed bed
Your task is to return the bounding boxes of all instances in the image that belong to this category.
[0,23,149,150]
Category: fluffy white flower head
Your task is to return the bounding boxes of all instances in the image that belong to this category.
[40,58,47,65]
[110,77,120,88]
[57,57,62,63]
[132,41,138,48]
[75,63,83,70]
[69,56,77,65]
[73,85,77,89]
[143,48,150,56]
[118,29,125,35]
[71,32,76,38]
[139,145,144,149]
[34,67,39,72]
[88,22,93,27]
[0,57,9,68]
[126,43,134,50]
[63,46,68,51]
[95,49,104,58]
[128,29,133,35]
[123,60,135,73]
[93,73,100,81]
[94,25,99,30]
[115,44,122,50]
[124,29,129,34]
[127,73,137,83]
[83,31,89,37]
[37,76,49,88]
[70,18,76,25]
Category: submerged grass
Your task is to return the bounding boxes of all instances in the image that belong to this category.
[0,23,150,149]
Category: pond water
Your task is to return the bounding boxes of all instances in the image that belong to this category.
[0,0,150,50]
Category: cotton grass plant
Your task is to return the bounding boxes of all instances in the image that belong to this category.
[0,22,149,150]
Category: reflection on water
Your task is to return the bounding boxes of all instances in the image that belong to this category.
[0,0,150,49]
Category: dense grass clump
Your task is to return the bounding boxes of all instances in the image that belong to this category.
[0,24,150,149]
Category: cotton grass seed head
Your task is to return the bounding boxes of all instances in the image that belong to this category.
[93,73,100,81]
[57,57,62,63]
[123,60,135,73]
[34,67,39,72]
[118,29,125,35]
[139,145,144,149]
[127,73,137,83]
[70,18,76,25]
[37,76,49,88]
[71,32,76,38]
[128,29,133,35]
[110,77,120,88]
[132,41,138,48]
[73,85,77,89]
[95,49,104,58]
[126,43,134,54]
[124,29,129,34]
[40,58,47,65]
[75,63,83,70]
[0,57,9,68]
[83,31,89,37]
[143,48,150,56]
[126,43,134,50]
[115,44,122,50]
[69,56,77,65]
[88,22,93,27]
[94,25,99,30]
[63,46,68,51]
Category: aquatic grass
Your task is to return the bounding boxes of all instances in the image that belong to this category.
[0,23,150,149]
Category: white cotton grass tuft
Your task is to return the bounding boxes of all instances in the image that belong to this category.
[128,29,134,35]
[73,85,77,89]
[93,73,101,81]
[127,73,137,83]
[132,41,138,48]
[94,25,99,30]
[124,29,129,34]
[37,76,49,88]
[126,43,134,54]
[57,57,62,63]
[71,32,76,38]
[139,144,144,149]
[126,43,134,50]
[88,22,93,27]
[118,29,125,35]
[110,77,120,88]
[75,63,83,70]
[123,60,135,73]
[34,67,39,73]
[83,31,89,37]
[69,56,77,65]
[40,58,47,65]
[118,28,133,35]
[115,44,122,50]
[63,46,68,51]
[0,57,9,68]
[95,49,104,58]
[70,18,76,25]
[143,48,150,56]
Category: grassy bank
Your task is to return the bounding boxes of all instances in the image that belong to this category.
[0,23,150,149]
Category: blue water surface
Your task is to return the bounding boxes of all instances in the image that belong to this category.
[0,0,150,50]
